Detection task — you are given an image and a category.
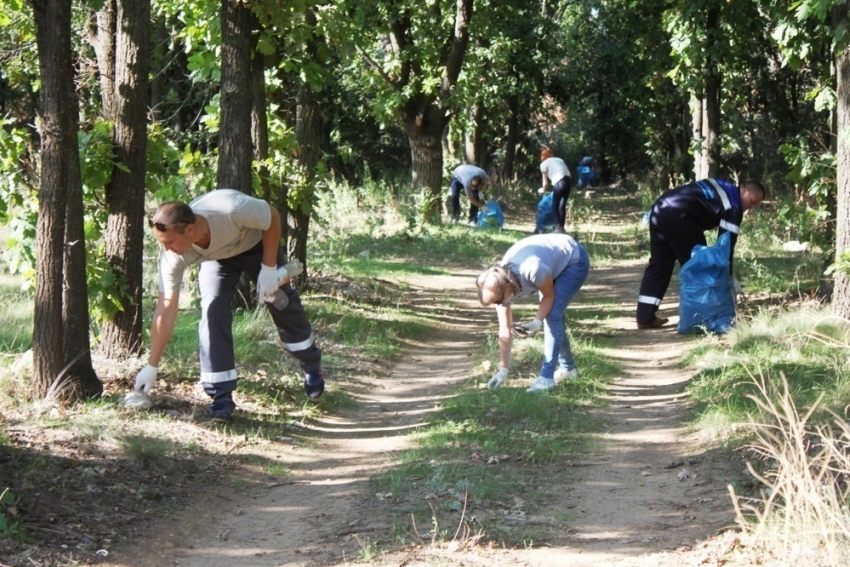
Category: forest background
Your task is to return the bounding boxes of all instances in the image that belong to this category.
[1,0,849,393]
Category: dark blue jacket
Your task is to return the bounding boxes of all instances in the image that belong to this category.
[653,178,744,268]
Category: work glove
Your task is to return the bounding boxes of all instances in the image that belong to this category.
[731,278,743,295]
[488,367,508,391]
[134,364,158,394]
[512,318,543,337]
[480,205,490,215]
[257,264,280,301]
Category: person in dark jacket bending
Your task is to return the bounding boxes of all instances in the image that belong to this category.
[636,178,765,329]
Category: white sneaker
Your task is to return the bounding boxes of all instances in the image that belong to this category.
[554,368,578,383]
[526,376,556,393]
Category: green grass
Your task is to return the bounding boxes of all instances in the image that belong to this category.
[0,275,32,355]
[683,306,850,440]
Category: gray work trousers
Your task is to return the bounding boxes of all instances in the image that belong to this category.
[197,242,322,390]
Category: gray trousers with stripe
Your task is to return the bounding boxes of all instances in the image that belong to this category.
[198,242,322,394]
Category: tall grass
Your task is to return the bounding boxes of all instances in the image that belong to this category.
[684,307,850,441]
[730,372,850,566]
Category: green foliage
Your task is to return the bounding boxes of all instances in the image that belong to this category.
[0,488,23,539]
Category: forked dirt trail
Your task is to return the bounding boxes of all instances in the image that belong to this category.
[108,202,742,567]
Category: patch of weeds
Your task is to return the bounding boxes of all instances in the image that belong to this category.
[118,434,174,466]
[683,306,850,442]
[354,534,382,562]
[0,487,24,539]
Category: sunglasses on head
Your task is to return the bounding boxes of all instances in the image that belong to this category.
[147,219,187,232]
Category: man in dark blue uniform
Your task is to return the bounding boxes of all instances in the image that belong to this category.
[636,178,765,329]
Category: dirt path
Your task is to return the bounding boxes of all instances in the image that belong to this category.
[107,214,742,567]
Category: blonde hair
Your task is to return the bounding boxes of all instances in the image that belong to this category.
[476,264,521,306]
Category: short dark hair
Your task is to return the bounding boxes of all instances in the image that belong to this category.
[150,202,196,233]
[742,180,766,199]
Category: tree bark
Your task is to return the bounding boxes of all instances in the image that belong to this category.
[691,93,706,179]
[291,8,323,282]
[94,0,116,121]
[833,4,850,319]
[99,0,150,359]
[504,94,518,182]
[217,0,253,192]
[464,101,487,169]
[704,4,721,178]
[32,0,100,398]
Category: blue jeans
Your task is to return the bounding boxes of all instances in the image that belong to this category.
[540,246,590,379]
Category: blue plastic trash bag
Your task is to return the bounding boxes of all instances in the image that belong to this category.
[477,200,504,229]
[535,193,556,233]
[677,232,736,334]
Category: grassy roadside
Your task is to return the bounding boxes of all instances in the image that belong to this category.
[1,178,848,564]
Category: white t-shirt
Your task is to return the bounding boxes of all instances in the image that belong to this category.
[157,189,272,295]
[452,165,489,196]
[501,234,585,299]
[540,157,571,185]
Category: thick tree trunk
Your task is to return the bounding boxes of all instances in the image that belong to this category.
[833,16,850,319]
[32,0,99,398]
[63,133,102,398]
[100,0,150,359]
[217,0,253,192]
[408,123,445,223]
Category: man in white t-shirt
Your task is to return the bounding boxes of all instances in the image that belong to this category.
[132,189,324,420]
[539,148,573,233]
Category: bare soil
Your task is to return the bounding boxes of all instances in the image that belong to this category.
[1,191,753,567]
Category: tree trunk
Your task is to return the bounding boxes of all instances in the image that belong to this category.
[217,0,253,192]
[150,18,167,123]
[833,8,850,319]
[704,5,721,178]
[63,130,102,398]
[291,59,322,282]
[99,0,150,359]
[504,94,518,182]
[94,0,116,121]
[32,0,100,398]
[464,102,487,168]
[251,19,269,202]
[691,93,706,179]
[407,119,445,223]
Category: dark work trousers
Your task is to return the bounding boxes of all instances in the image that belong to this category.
[197,242,322,401]
[449,179,481,223]
[636,208,707,325]
[551,176,573,229]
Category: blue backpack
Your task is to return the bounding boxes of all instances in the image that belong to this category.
[677,232,736,334]
[477,200,505,229]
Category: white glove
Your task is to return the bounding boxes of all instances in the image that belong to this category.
[488,367,508,391]
[512,318,543,337]
[257,264,280,301]
[732,278,743,295]
[480,205,490,214]
[134,364,158,394]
